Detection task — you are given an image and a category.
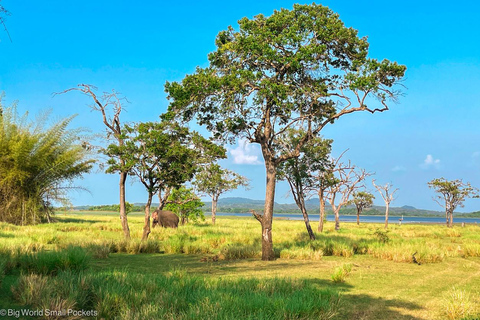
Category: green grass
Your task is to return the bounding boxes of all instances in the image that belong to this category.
[1,212,480,319]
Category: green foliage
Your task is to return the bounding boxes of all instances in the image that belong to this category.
[428,178,479,227]
[165,187,205,224]
[194,163,248,203]
[0,97,94,224]
[88,202,139,213]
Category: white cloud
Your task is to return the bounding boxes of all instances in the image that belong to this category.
[392,165,407,172]
[229,138,262,165]
[420,154,441,170]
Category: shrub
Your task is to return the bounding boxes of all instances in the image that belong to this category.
[373,229,390,244]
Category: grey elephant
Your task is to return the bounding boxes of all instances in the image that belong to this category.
[152,210,179,228]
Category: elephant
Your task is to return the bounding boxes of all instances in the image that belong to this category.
[152,209,179,228]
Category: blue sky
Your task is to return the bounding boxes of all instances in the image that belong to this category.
[1,1,480,212]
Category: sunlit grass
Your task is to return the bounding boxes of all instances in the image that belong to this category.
[1,213,480,319]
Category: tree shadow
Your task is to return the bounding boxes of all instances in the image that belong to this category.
[0,232,14,238]
[93,253,424,319]
[54,217,100,224]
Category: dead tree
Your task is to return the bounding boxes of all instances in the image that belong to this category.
[56,84,131,240]
[326,162,372,231]
[372,180,398,229]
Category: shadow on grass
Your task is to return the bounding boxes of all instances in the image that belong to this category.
[0,232,15,238]
[91,253,424,319]
[54,217,100,224]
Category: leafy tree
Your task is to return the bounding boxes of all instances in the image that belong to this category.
[165,4,406,260]
[120,121,224,240]
[0,97,93,224]
[58,84,132,239]
[194,163,249,225]
[428,178,479,228]
[277,130,332,240]
[165,187,204,225]
[349,191,375,225]
[372,180,398,229]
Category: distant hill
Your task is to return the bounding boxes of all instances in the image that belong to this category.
[70,197,480,218]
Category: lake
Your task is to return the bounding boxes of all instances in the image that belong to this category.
[215,213,480,224]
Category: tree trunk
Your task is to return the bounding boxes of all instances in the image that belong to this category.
[261,160,276,261]
[357,208,362,225]
[299,198,315,240]
[448,211,454,228]
[157,187,171,211]
[318,191,325,232]
[119,171,131,240]
[211,194,218,225]
[141,193,153,241]
[384,203,389,229]
[334,209,340,231]
[445,209,449,227]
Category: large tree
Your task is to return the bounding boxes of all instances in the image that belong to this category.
[58,84,132,239]
[428,178,479,228]
[165,4,406,260]
[194,163,249,225]
[0,98,93,224]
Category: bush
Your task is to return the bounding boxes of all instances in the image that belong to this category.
[373,229,390,244]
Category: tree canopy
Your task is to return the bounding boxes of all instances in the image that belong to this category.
[428,178,479,227]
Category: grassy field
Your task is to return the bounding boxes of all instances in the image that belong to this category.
[1,212,480,319]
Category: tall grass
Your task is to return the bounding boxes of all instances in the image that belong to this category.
[0,246,91,275]
[11,269,341,320]
[1,213,480,265]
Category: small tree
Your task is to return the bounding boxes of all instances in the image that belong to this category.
[349,191,375,225]
[194,163,249,225]
[165,187,204,225]
[372,180,398,229]
[277,130,332,240]
[428,178,479,228]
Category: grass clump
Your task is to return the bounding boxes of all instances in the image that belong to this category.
[220,244,259,260]
[331,263,353,283]
[443,286,477,320]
